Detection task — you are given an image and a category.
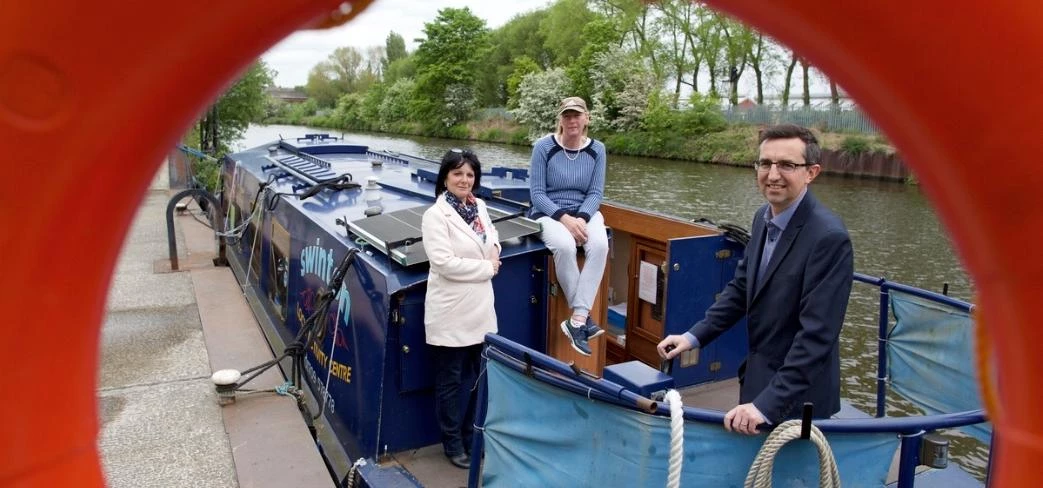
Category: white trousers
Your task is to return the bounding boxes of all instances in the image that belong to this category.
[537,212,608,318]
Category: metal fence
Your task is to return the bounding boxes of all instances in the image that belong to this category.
[721,106,879,134]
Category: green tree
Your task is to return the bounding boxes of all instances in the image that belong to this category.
[541,0,595,66]
[479,9,550,107]
[715,13,755,106]
[305,46,369,107]
[378,78,416,130]
[383,32,407,73]
[413,7,490,128]
[566,15,623,101]
[198,60,274,155]
[385,55,417,84]
[652,0,701,107]
[505,56,542,108]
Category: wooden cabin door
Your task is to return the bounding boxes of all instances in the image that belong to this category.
[625,238,666,367]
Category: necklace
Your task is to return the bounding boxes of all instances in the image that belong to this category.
[559,136,586,161]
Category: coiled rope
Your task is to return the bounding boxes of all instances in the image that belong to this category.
[664,389,684,488]
[744,419,840,488]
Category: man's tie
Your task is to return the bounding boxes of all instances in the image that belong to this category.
[766,222,781,243]
[758,221,780,286]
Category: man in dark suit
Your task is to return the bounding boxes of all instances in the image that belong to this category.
[657,124,853,435]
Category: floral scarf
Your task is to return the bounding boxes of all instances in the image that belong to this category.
[444,191,486,242]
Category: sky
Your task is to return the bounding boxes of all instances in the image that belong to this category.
[262,0,552,88]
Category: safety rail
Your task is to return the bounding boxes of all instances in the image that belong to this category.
[474,271,990,488]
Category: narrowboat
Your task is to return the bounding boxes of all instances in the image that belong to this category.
[211,134,990,487]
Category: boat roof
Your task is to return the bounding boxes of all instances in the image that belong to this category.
[228,134,545,292]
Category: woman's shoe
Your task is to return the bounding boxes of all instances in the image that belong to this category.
[448,453,471,469]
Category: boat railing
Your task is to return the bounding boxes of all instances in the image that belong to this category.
[476,273,990,487]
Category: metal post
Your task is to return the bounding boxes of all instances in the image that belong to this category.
[166,188,227,270]
[896,431,923,488]
[467,347,490,488]
[876,284,890,417]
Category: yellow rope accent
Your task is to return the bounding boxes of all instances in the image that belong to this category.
[973,305,1001,423]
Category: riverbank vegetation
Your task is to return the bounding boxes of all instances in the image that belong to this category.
[183,0,896,183]
[259,0,892,165]
[182,61,275,191]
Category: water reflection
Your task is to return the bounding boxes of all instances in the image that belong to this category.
[239,125,984,479]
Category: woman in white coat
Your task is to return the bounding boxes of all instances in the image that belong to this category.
[421,148,500,470]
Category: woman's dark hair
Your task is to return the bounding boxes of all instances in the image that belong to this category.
[435,148,482,197]
[758,124,822,164]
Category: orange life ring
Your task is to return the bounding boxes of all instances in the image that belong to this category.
[0,0,1033,486]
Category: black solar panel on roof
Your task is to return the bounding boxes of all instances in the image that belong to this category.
[348,205,541,266]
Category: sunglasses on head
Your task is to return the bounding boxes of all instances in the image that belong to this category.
[448,147,477,159]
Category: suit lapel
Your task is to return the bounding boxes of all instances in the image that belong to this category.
[752,195,815,301]
[436,196,486,252]
[747,206,768,307]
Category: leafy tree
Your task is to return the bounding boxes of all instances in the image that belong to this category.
[413,7,490,128]
[696,13,726,97]
[305,46,372,107]
[333,93,365,128]
[305,64,340,107]
[715,12,755,106]
[198,60,274,155]
[746,33,770,104]
[511,68,573,139]
[566,15,623,101]
[385,55,417,84]
[541,0,596,66]
[359,83,386,128]
[479,9,550,107]
[505,56,542,108]
[383,32,407,73]
[378,78,415,130]
[593,0,662,78]
[652,0,701,107]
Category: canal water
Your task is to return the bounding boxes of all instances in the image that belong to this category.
[237,124,985,480]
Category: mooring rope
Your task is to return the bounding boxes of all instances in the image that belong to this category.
[665,389,684,488]
[744,419,840,488]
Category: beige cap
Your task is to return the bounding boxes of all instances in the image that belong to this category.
[557,96,588,116]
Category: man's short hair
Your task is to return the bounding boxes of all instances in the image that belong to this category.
[759,124,821,164]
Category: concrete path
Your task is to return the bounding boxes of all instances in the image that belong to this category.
[97,162,334,488]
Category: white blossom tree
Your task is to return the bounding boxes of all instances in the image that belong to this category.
[589,46,658,132]
[510,68,573,140]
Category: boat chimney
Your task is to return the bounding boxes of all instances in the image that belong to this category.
[364,177,383,216]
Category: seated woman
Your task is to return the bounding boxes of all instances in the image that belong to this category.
[421,149,501,469]
[528,96,608,357]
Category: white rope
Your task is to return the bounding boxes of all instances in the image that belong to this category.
[744,419,840,488]
[665,389,684,488]
[344,457,368,488]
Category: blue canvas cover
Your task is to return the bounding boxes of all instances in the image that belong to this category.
[482,360,898,487]
[887,291,992,443]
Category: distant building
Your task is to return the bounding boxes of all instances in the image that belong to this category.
[266,87,308,104]
[737,98,758,110]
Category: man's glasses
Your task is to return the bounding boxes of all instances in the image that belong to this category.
[753,160,810,173]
